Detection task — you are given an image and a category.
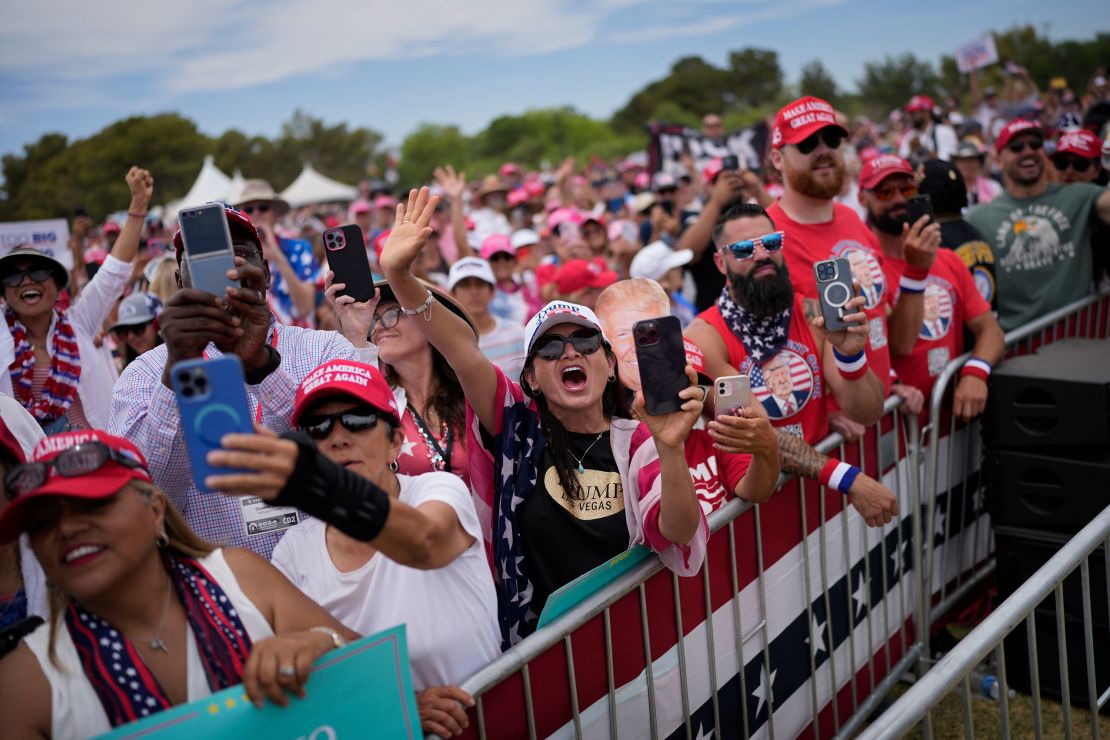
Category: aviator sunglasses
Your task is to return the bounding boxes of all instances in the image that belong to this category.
[795,128,845,155]
[297,406,381,440]
[4,442,146,500]
[531,328,603,361]
[722,231,785,261]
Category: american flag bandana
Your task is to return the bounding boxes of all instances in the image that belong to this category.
[716,286,792,363]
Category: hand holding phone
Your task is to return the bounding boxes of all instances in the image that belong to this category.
[813,258,856,332]
[633,315,687,415]
[905,194,933,227]
[171,356,254,492]
[323,224,375,302]
[720,154,740,171]
[714,375,751,417]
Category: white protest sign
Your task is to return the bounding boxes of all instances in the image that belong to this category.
[955,33,999,73]
[0,219,73,270]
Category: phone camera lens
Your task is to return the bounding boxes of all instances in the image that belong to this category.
[195,376,208,389]
[181,386,194,398]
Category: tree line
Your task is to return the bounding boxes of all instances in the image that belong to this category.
[2,25,1106,221]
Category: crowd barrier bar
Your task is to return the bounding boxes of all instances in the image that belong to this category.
[458,395,921,740]
[920,290,1110,655]
[857,503,1110,740]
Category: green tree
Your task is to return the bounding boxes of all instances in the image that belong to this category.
[857,53,940,115]
[271,110,383,188]
[800,60,839,105]
[724,48,784,109]
[397,124,473,187]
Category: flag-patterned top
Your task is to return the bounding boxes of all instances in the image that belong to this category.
[465,366,709,647]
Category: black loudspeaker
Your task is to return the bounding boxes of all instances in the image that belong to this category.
[983,339,1110,451]
[987,449,1110,534]
[996,525,1109,709]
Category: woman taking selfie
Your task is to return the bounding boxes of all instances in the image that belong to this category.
[378,188,708,645]
[0,431,356,739]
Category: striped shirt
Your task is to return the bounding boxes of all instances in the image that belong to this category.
[479,317,525,383]
[109,321,376,557]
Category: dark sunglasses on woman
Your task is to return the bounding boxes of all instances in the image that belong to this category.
[1052,155,1092,173]
[298,406,381,440]
[1,267,53,288]
[795,128,845,155]
[113,321,153,338]
[4,442,146,500]
[531,329,603,362]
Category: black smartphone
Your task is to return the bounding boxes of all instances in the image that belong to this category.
[905,194,933,226]
[720,154,740,171]
[813,258,856,332]
[323,224,375,302]
[633,315,687,416]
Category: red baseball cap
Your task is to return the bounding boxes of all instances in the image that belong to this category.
[703,158,724,184]
[172,203,261,260]
[684,339,711,385]
[292,360,401,428]
[102,222,121,236]
[0,430,153,543]
[500,162,520,177]
[772,96,848,149]
[554,259,618,295]
[1054,129,1102,159]
[905,95,935,113]
[995,119,1044,153]
[859,155,915,190]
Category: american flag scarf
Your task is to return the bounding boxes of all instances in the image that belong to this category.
[64,551,253,727]
[716,286,791,363]
[4,306,81,424]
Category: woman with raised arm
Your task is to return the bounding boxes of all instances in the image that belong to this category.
[378,188,709,646]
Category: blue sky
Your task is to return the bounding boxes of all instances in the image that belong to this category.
[1,0,1106,165]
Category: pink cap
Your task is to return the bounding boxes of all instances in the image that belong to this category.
[771,96,848,149]
[548,208,584,230]
[703,158,724,184]
[500,162,520,177]
[102,222,121,235]
[351,200,372,215]
[480,233,515,259]
[374,195,397,209]
[859,155,914,190]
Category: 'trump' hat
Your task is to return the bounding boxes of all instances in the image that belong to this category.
[0,430,152,543]
[859,155,914,190]
[1054,129,1102,159]
[771,96,848,149]
[292,360,400,428]
[995,119,1043,154]
[524,301,607,357]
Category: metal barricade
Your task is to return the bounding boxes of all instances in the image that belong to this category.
[858,504,1110,740]
[457,397,924,740]
[920,290,1110,650]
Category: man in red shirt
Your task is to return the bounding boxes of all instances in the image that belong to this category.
[859,156,1004,418]
[765,97,937,437]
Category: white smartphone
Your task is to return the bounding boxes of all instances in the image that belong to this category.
[714,374,751,417]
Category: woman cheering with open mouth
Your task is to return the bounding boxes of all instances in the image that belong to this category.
[378,188,708,646]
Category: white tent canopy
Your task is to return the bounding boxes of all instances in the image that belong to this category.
[163,155,232,221]
[280,163,358,207]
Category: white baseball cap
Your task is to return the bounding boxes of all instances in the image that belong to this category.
[448,256,496,291]
[510,229,541,250]
[629,241,694,281]
[523,301,607,357]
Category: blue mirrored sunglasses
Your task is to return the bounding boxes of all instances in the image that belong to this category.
[723,231,785,260]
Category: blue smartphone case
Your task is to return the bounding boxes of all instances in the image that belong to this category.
[170,355,254,492]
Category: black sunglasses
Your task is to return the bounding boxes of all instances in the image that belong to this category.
[114,320,153,338]
[2,267,54,289]
[4,442,146,501]
[1007,138,1044,154]
[1052,155,1092,173]
[795,128,845,155]
[532,328,602,362]
[241,204,271,215]
[298,406,381,440]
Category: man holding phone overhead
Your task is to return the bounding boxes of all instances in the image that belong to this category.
[109,203,377,557]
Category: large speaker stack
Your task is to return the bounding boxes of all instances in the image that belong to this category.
[982,339,1110,707]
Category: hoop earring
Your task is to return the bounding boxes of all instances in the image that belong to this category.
[389,460,399,472]
[607,375,616,383]
[156,532,169,548]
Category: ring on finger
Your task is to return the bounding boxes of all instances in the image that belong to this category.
[278,665,296,678]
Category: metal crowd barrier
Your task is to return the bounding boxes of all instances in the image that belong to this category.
[858,503,1110,740]
[920,291,1110,653]
[456,397,922,740]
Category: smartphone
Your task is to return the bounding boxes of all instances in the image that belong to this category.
[633,315,687,415]
[905,194,933,226]
[74,207,88,219]
[714,375,751,417]
[323,224,375,302]
[813,258,856,332]
[171,355,254,493]
[720,154,740,171]
[178,203,237,297]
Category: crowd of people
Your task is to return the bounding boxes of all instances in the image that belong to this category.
[0,63,1109,738]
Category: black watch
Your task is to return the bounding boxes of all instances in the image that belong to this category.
[244,346,281,384]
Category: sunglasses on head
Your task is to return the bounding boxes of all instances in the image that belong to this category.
[870,183,919,202]
[114,320,152,338]
[1007,138,1044,154]
[241,203,271,215]
[1052,155,1092,173]
[531,328,602,362]
[722,231,785,261]
[371,306,403,333]
[795,128,845,155]
[4,442,146,501]
[2,267,53,288]
[298,406,381,441]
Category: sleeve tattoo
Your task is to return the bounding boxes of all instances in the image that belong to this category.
[775,429,831,481]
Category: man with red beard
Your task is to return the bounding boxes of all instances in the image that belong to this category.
[966,120,1110,331]
[766,96,935,437]
[859,156,1004,415]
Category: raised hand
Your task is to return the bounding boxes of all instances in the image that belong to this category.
[126,167,154,212]
[433,165,467,201]
[379,187,441,278]
[902,215,940,271]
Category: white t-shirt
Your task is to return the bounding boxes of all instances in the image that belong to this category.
[271,472,501,691]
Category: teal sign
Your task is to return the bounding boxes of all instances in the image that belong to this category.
[538,545,652,628]
[97,625,421,740]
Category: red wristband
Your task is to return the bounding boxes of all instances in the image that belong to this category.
[902,264,929,281]
[960,358,991,382]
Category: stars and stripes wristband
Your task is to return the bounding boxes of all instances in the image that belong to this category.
[898,265,929,294]
[960,357,992,383]
[833,347,868,380]
[820,459,861,495]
